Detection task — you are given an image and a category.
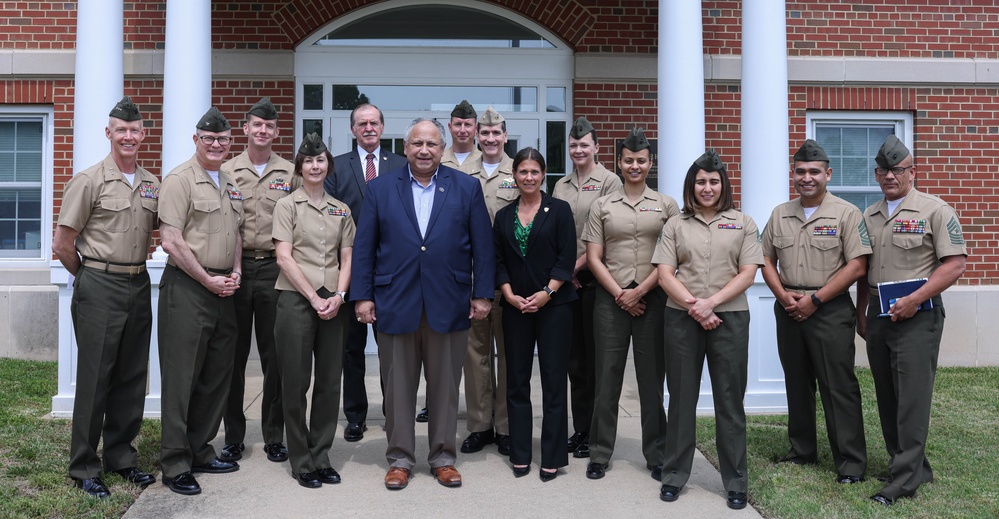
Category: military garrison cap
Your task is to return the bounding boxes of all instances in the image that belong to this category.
[693,148,725,172]
[478,106,505,126]
[569,117,595,139]
[451,100,476,119]
[621,127,650,152]
[109,96,142,122]
[247,97,278,120]
[875,134,910,168]
[196,106,231,132]
[793,139,829,162]
[298,133,327,156]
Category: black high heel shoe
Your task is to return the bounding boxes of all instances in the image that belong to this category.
[512,464,530,478]
[539,468,557,482]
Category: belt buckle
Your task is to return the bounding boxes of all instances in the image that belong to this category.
[129,264,143,275]
[254,251,268,260]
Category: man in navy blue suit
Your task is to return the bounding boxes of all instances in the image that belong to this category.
[352,118,494,490]
[324,103,408,442]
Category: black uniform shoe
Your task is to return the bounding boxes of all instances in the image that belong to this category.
[659,484,681,502]
[573,438,590,458]
[219,442,244,462]
[647,463,663,481]
[264,443,288,462]
[317,467,341,484]
[585,462,607,480]
[163,472,201,495]
[344,422,366,442]
[727,491,748,510]
[75,477,110,498]
[495,434,512,456]
[567,431,588,452]
[293,471,322,489]
[460,430,496,453]
[191,457,239,474]
[870,493,895,506]
[113,467,156,488]
[836,474,865,484]
[416,407,429,423]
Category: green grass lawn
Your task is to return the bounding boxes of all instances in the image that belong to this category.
[695,367,999,518]
[1,358,996,518]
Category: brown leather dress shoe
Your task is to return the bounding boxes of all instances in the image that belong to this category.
[432,465,462,487]
[384,467,410,490]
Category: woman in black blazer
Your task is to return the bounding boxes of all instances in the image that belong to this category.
[494,147,578,482]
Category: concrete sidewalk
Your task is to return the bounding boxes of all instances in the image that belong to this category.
[125,356,761,518]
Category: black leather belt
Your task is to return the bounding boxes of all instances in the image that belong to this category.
[242,250,276,259]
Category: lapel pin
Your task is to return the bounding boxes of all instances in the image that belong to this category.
[439,187,445,192]
[544,207,549,212]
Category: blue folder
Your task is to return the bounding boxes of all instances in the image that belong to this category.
[877,278,932,319]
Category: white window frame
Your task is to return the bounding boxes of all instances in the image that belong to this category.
[806,110,914,205]
[0,106,54,267]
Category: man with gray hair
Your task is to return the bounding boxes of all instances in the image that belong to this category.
[351,118,494,490]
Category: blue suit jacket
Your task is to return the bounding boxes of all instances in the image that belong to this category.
[351,163,495,335]
[324,148,409,224]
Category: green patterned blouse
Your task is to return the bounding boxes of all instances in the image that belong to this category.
[514,203,534,256]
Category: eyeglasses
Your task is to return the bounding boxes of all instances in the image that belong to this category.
[874,165,913,177]
[198,135,231,146]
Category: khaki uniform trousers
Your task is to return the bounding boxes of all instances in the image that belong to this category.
[275,288,346,474]
[68,267,151,480]
[463,292,508,434]
[158,265,238,478]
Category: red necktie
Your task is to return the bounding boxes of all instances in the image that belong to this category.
[365,153,376,183]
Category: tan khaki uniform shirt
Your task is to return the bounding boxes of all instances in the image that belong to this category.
[159,156,244,270]
[459,154,517,223]
[57,154,159,264]
[271,187,356,292]
[552,163,623,259]
[761,193,872,293]
[441,146,482,171]
[652,209,764,312]
[583,186,680,289]
[863,188,967,288]
[222,150,297,252]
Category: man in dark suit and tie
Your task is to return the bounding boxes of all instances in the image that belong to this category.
[352,118,494,490]
[323,103,407,442]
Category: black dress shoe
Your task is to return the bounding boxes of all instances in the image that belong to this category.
[292,471,322,489]
[511,464,530,478]
[567,431,588,452]
[163,472,201,495]
[219,442,244,462]
[870,493,895,506]
[317,467,341,484]
[837,474,865,484]
[647,463,663,481]
[264,443,289,462]
[659,484,681,502]
[539,468,558,482]
[727,491,748,510]
[416,407,429,423]
[585,462,607,480]
[191,457,239,474]
[75,476,110,498]
[460,430,495,453]
[495,434,511,456]
[875,474,892,483]
[573,439,590,458]
[113,467,156,488]
[344,422,366,442]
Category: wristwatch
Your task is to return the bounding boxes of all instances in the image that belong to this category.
[543,286,557,297]
[810,293,823,307]
[337,291,347,301]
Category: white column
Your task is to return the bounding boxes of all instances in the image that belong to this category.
[161,0,212,174]
[657,0,704,203]
[740,0,792,412]
[53,0,125,417]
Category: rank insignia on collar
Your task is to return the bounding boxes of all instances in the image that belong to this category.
[269,179,291,191]
[892,219,925,234]
[138,183,159,199]
[226,186,244,200]
[813,225,837,236]
[718,223,743,230]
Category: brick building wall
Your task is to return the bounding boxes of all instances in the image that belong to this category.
[1,1,996,283]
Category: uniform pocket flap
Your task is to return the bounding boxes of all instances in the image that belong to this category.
[891,234,922,250]
[99,198,130,212]
[192,198,222,213]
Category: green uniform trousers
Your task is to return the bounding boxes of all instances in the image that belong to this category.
[866,294,944,500]
[158,265,238,478]
[68,267,151,480]
[275,288,346,474]
[662,308,749,493]
[588,286,667,467]
[775,293,867,476]
[225,257,283,445]
[568,278,597,435]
